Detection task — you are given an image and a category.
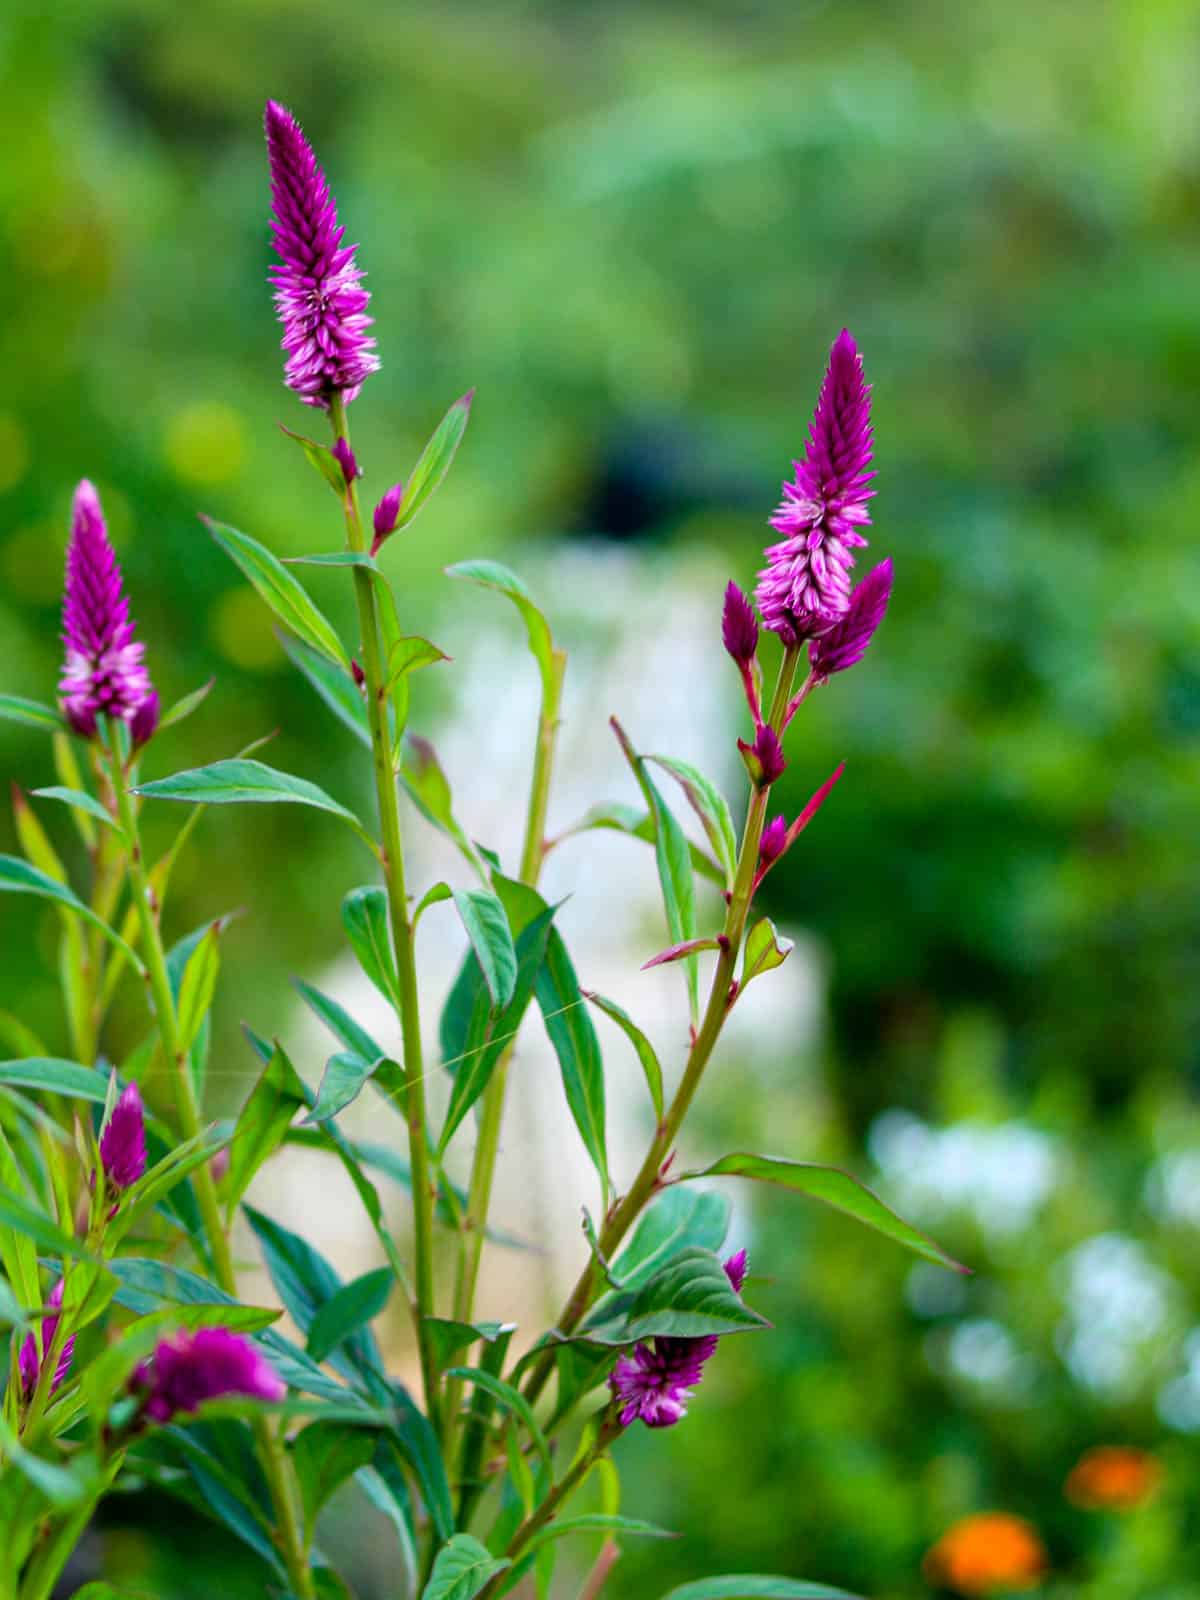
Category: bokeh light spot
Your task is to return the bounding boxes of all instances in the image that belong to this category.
[165,403,246,486]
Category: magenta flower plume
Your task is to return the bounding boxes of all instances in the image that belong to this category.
[134,1328,285,1423]
[264,100,380,409]
[756,330,874,644]
[19,1281,74,1400]
[810,558,893,680]
[611,1251,748,1429]
[99,1082,147,1192]
[59,481,157,740]
[371,483,404,554]
[722,582,759,664]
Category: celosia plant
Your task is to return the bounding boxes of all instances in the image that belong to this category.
[0,101,960,1600]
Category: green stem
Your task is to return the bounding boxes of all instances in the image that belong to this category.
[18,1459,121,1600]
[521,646,801,1406]
[327,394,440,1431]
[104,738,314,1599]
[446,646,566,1465]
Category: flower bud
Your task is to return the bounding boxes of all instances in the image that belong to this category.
[130,689,160,748]
[809,559,892,681]
[759,815,789,867]
[99,1082,147,1192]
[370,483,404,554]
[332,438,360,485]
[738,724,786,788]
[721,582,759,664]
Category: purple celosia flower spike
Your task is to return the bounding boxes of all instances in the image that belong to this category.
[722,582,759,664]
[19,1280,75,1400]
[99,1082,147,1192]
[133,1327,286,1423]
[756,330,874,645]
[59,480,157,740]
[810,558,893,681]
[610,1251,749,1429]
[265,101,380,409]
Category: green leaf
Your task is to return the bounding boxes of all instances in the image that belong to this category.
[414,882,453,925]
[306,1267,394,1364]
[204,517,347,666]
[107,1260,279,1330]
[608,1188,731,1293]
[399,736,482,875]
[278,631,370,749]
[357,1442,418,1595]
[444,1366,551,1472]
[0,693,64,731]
[444,558,557,700]
[661,1580,862,1600]
[0,1057,110,1102]
[278,422,350,496]
[579,1246,768,1345]
[293,980,384,1063]
[176,922,222,1055]
[342,886,400,1006]
[159,678,216,731]
[305,1052,388,1126]
[243,1205,384,1385]
[392,391,474,536]
[535,928,608,1201]
[392,1387,455,1541]
[453,889,518,1012]
[611,721,699,1018]
[422,1534,509,1600]
[224,1042,308,1214]
[31,786,122,834]
[0,1128,40,1308]
[524,1515,674,1552]
[647,756,739,891]
[0,855,139,967]
[582,993,663,1123]
[680,1154,968,1273]
[554,804,725,887]
[292,1421,377,1539]
[385,634,450,691]
[285,552,380,570]
[135,760,369,845]
[71,1584,159,1599]
[0,1183,90,1260]
[740,919,793,988]
[424,1319,516,1371]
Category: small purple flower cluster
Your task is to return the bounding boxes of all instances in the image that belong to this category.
[19,1281,74,1401]
[99,1082,147,1193]
[133,1327,286,1423]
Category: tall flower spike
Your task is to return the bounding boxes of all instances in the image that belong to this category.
[99,1082,147,1192]
[264,101,380,409]
[19,1281,74,1400]
[59,481,157,740]
[610,1252,748,1428]
[810,558,893,681]
[133,1328,286,1423]
[756,330,874,644]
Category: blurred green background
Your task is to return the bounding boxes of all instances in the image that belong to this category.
[3,0,1200,1595]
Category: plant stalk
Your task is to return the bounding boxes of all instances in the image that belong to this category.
[521,645,801,1405]
[327,394,441,1431]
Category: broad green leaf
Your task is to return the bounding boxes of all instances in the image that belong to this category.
[607,1189,730,1294]
[680,1154,967,1273]
[524,1515,674,1552]
[305,1051,390,1125]
[444,558,557,700]
[278,631,370,749]
[399,736,483,876]
[342,886,400,1006]
[647,756,739,891]
[444,1366,551,1471]
[453,888,517,1012]
[292,1420,377,1539]
[0,855,139,966]
[176,922,221,1055]
[392,391,474,536]
[135,760,369,846]
[204,516,348,665]
[306,1267,393,1365]
[392,1387,455,1541]
[582,993,663,1123]
[243,1205,384,1385]
[422,1534,509,1600]
[159,678,215,731]
[292,980,384,1063]
[611,721,699,1018]
[384,635,450,736]
[224,1042,308,1214]
[740,919,793,988]
[278,422,350,496]
[31,786,122,834]
[424,1319,516,1371]
[535,927,608,1201]
[108,1260,279,1330]
[579,1246,768,1345]
[0,1058,109,1102]
[662,1580,862,1600]
[0,693,63,731]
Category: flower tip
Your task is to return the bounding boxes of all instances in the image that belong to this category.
[459,387,476,410]
[721,581,759,664]
[100,1080,148,1192]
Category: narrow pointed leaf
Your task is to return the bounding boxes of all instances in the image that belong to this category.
[443,1366,551,1471]
[0,855,139,966]
[583,992,663,1124]
[159,678,216,731]
[453,889,517,1012]
[343,886,400,1006]
[278,631,370,749]
[443,558,557,699]
[278,422,349,496]
[525,1515,674,1552]
[647,756,738,891]
[135,760,369,844]
[305,1051,389,1125]
[31,786,123,834]
[642,937,720,970]
[224,1043,308,1213]
[535,928,608,1200]
[0,694,63,731]
[0,1058,110,1102]
[662,1580,862,1600]
[393,390,474,535]
[306,1267,394,1364]
[204,516,348,665]
[292,1421,377,1539]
